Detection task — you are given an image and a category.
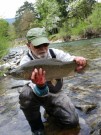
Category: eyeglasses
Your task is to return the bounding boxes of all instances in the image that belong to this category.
[34,43,49,49]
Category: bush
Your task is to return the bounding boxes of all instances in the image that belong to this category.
[70,20,88,36]
[0,36,10,59]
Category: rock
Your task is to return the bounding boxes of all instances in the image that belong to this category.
[0,63,11,71]
[75,104,97,113]
[90,121,101,135]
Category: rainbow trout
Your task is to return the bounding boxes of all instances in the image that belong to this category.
[9,59,77,81]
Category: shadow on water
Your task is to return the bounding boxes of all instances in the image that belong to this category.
[0,38,101,135]
[45,116,91,135]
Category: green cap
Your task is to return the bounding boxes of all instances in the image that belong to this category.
[26,27,49,46]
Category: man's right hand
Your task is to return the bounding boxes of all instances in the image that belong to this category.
[31,68,46,87]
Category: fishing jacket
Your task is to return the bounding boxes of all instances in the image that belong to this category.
[20,48,75,94]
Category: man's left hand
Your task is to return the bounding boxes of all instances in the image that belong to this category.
[74,57,87,72]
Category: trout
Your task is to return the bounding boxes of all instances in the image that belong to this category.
[9,59,78,81]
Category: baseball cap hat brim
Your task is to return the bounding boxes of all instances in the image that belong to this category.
[31,37,49,46]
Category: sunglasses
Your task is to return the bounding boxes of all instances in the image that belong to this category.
[34,43,49,49]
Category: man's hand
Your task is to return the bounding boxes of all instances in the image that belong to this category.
[31,68,46,87]
[74,57,87,72]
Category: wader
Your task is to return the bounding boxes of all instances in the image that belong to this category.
[19,49,79,133]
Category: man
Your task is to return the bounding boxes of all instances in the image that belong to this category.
[19,27,86,135]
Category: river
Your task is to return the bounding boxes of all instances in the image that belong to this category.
[51,38,101,59]
[0,38,101,135]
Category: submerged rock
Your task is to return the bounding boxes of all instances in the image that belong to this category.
[75,104,97,114]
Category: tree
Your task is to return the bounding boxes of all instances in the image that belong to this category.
[15,1,35,18]
[87,3,101,33]
[35,0,61,34]
[56,0,68,19]
[68,0,96,20]
[14,1,35,38]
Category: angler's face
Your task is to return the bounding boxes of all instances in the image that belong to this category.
[27,43,49,58]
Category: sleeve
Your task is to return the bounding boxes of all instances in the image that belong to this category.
[19,55,31,66]
[51,48,76,62]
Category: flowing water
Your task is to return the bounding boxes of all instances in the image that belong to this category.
[0,38,101,135]
[50,38,101,59]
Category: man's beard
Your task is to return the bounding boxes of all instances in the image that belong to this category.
[37,53,47,58]
[32,51,48,59]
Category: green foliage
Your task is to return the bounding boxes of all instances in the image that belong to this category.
[68,0,96,20]
[0,19,11,59]
[56,0,98,39]
[59,21,70,36]
[35,0,96,37]
[0,36,10,58]
[12,0,100,40]
[8,25,16,40]
[36,0,61,33]
[70,20,88,36]
[65,3,101,38]
[87,3,101,29]
[56,0,68,19]
[0,19,9,37]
